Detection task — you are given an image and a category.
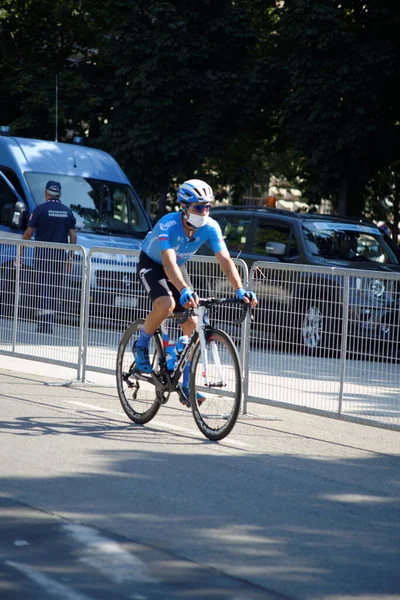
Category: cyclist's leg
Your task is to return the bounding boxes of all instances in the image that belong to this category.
[172,266,206,406]
[134,253,176,372]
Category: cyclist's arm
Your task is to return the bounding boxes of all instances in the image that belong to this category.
[215,249,244,291]
[161,248,190,292]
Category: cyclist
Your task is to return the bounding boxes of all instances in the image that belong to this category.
[134,178,257,406]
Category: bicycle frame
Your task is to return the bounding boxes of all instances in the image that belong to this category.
[158,304,226,394]
[130,298,248,399]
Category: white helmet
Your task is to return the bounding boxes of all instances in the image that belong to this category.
[177,179,214,204]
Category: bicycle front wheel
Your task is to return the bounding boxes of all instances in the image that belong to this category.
[116,319,162,424]
[190,328,242,441]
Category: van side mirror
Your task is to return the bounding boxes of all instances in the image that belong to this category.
[10,201,28,229]
[2,203,14,226]
[265,241,286,256]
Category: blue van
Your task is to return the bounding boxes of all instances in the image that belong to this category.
[0,131,151,321]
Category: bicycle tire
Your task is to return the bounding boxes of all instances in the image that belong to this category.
[116,319,162,424]
[190,328,242,441]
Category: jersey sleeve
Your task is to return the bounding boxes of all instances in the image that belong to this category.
[208,221,227,253]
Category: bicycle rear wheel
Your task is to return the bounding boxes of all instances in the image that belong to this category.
[190,328,242,441]
[116,319,162,424]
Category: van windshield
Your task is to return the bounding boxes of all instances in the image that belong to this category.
[302,221,400,264]
[25,172,150,237]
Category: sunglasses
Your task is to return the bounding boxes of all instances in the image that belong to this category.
[189,203,212,214]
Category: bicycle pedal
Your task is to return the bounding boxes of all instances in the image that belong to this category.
[179,396,191,408]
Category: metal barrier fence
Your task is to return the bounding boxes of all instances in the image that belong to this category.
[245,261,400,428]
[0,239,86,378]
[81,249,249,378]
[1,239,399,429]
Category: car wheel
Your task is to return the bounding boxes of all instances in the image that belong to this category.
[296,301,341,358]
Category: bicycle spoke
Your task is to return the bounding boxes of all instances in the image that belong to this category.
[191,329,241,441]
[116,320,162,424]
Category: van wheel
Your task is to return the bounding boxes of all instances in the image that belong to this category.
[0,262,15,317]
[0,262,37,320]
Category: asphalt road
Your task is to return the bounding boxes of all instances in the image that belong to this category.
[2,316,399,425]
[0,358,399,600]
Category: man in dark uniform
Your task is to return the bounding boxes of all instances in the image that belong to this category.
[22,180,76,333]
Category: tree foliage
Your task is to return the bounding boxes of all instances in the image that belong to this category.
[87,0,277,213]
[277,0,400,216]
[1,0,400,224]
[0,0,99,138]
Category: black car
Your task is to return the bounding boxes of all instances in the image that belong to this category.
[202,206,400,358]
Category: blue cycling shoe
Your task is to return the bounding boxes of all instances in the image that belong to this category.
[132,341,152,373]
[178,384,206,408]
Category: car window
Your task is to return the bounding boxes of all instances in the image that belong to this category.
[302,221,399,264]
[215,215,252,253]
[254,221,297,257]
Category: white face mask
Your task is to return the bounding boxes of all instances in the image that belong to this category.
[186,212,209,229]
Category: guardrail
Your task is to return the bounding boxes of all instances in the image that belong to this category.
[245,261,400,428]
[1,239,399,429]
[0,239,86,379]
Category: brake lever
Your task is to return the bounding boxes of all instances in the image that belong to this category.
[232,301,253,325]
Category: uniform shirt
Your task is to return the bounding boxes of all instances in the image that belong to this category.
[141,212,227,265]
[28,199,76,243]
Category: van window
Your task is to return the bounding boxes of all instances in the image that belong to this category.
[25,172,150,237]
[0,167,26,201]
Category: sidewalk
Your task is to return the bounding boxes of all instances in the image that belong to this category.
[0,354,115,386]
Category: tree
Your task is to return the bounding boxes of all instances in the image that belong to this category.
[276,0,400,216]
[364,164,400,245]
[86,0,277,215]
[0,0,103,140]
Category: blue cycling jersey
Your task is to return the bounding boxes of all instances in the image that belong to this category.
[141,212,227,265]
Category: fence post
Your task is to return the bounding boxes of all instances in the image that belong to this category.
[12,244,22,352]
[338,274,350,415]
[79,253,92,383]
[241,263,251,415]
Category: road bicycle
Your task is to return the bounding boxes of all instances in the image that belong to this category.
[116,297,250,441]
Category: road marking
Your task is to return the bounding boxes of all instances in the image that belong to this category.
[63,524,158,584]
[6,561,93,600]
[66,401,115,412]
[65,400,251,449]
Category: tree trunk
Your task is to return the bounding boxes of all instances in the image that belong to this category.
[338,176,365,217]
[338,177,348,216]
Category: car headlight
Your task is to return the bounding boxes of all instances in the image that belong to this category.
[368,278,385,298]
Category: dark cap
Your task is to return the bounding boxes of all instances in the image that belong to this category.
[45,180,61,196]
